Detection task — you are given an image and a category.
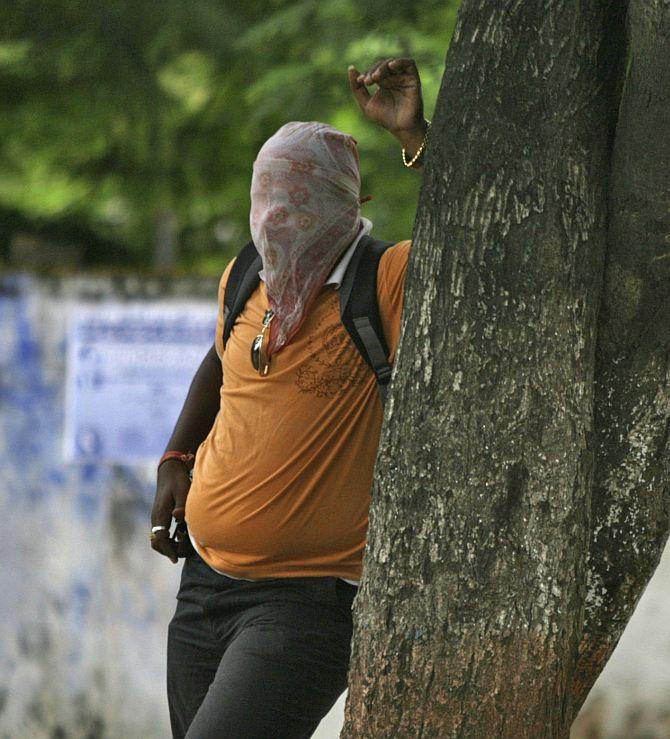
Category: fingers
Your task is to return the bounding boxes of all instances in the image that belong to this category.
[150,465,197,561]
[355,57,420,87]
[173,521,195,558]
[151,500,174,538]
[359,57,394,86]
[348,65,370,110]
[150,528,179,564]
[172,481,188,521]
[151,462,192,563]
[388,57,420,84]
[349,57,422,132]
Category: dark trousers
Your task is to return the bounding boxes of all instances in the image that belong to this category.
[167,549,358,738]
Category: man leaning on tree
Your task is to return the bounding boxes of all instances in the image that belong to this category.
[150,57,430,739]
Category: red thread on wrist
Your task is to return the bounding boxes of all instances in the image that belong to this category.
[158,451,195,471]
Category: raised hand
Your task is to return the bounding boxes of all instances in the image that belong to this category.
[348,57,428,158]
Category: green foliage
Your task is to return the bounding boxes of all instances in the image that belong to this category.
[0,0,459,273]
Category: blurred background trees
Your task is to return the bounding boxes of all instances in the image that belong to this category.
[0,0,458,273]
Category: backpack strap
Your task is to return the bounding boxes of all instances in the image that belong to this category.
[223,236,396,406]
[340,235,395,406]
[222,241,262,349]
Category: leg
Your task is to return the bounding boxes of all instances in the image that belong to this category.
[185,578,357,739]
[167,555,227,738]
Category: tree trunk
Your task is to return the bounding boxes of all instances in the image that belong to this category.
[342,1,626,737]
[571,0,670,713]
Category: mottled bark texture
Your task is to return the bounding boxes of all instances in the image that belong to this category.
[341,1,627,737]
[572,0,670,714]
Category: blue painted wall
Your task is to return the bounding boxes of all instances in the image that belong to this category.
[0,273,217,738]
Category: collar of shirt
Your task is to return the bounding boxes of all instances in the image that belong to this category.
[258,217,373,290]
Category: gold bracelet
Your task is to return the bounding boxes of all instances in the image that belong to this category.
[402,120,431,168]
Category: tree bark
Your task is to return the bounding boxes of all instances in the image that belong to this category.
[342,1,626,737]
[571,0,670,713]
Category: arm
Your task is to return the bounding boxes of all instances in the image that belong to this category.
[163,343,222,454]
[347,57,428,170]
[150,342,222,563]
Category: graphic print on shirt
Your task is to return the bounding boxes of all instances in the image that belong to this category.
[295,291,368,399]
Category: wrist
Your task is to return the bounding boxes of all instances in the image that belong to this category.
[158,451,195,472]
[399,119,430,169]
[391,119,429,154]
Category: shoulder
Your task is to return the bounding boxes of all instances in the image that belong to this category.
[215,257,238,358]
[375,240,411,357]
[378,240,411,296]
[217,257,237,302]
[379,239,411,269]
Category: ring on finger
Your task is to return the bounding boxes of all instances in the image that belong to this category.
[150,525,169,541]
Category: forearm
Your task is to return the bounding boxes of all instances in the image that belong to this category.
[164,343,223,454]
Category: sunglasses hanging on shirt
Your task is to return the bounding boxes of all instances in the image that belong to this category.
[251,309,275,376]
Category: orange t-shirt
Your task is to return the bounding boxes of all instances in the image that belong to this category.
[185,240,411,581]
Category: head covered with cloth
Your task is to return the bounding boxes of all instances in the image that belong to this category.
[249,121,367,357]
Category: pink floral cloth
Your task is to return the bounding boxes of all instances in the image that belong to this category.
[250,121,363,356]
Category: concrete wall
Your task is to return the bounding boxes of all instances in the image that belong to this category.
[1,273,669,738]
[0,273,217,739]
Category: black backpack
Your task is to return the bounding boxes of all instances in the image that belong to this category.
[222,235,395,405]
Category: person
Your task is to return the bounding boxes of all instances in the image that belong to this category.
[150,57,429,739]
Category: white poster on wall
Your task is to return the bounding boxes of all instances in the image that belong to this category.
[64,301,217,464]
